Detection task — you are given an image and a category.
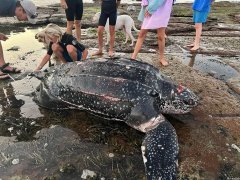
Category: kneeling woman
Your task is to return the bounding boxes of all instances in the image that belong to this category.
[35,23,88,71]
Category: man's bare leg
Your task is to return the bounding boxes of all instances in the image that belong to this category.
[157,27,168,66]
[0,41,6,67]
[131,29,148,60]
[82,49,88,60]
[0,42,9,78]
[191,23,202,51]
[75,20,81,42]
[66,21,74,35]
[92,26,104,56]
[52,43,67,63]
[108,25,115,57]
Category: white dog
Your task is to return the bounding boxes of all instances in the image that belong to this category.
[93,12,139,46]
[35,29,51,49]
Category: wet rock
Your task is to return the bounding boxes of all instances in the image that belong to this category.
[0,17,23,25]
[227,77,240,95]
[0,125,144,179]
[235,14,240,22]
[208,70,217,77]
[49,14,66,24]
[126,5,136,12]
[37,14,51,19]
[167,23,195,34]
[11,76,41,96]
[34,14,51,24]
[9,176,30,180]
[218,162,238,179]
[218,23,240,31]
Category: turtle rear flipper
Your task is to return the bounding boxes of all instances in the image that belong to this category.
[142,119,179,180]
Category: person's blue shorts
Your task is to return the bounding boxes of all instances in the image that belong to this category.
[193,11,209,23]
[63,49,82,62]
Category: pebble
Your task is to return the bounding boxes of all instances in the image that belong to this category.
[81,169,96,179]
[108,153,114,158]
[12,159,19,165]
[231,144,240,153]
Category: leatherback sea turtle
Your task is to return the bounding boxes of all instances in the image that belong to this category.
[33,57,198,179]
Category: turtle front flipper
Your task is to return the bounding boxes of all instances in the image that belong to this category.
[141,117,179,180]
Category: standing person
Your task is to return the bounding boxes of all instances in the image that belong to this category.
[35,23,88,71]
[187,0,214,51]
[92,0,121,57]
[60,0,83,42]
[131,0,173,66]
[0,0,37,79]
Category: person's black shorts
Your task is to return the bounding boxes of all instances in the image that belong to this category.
[98,1,117,26]
[65,0,83,21]
[98,11,117,26]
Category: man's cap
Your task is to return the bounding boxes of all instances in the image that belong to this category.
[19,0,37,24]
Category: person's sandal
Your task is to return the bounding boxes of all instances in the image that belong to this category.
[0,63,21,73]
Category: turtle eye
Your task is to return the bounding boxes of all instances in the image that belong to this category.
[150,90,158,97]
[177,85,185,94]
[171,89,175,100]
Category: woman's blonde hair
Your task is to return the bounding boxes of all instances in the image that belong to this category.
[44,23,63,42]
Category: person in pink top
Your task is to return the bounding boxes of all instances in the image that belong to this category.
[131,0,173,66]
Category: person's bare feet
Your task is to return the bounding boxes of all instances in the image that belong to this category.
[130,54,136,60]
[190,45,200,51]
[91,50,103,56]
[82,49,88,60]
[160,59,169,66]
[108,50,114,57]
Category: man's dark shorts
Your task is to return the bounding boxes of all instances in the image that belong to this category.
[65,0,83,21]
[63,49,82,62]
[98,0,117,26]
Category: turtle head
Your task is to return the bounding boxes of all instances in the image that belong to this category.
[28,66,56,81]
[159,84,199,114]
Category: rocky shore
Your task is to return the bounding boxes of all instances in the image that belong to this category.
[0,1,240,179]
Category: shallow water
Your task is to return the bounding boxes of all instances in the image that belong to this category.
[2,28,43,64]
[173,53,240,82]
